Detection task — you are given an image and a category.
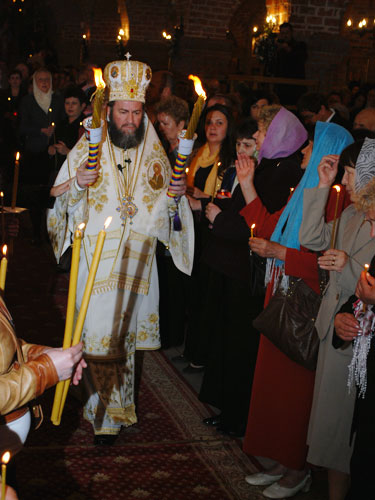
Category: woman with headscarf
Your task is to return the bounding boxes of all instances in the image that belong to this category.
[198,107,307,434]
[239,122,353,498]
[18,67,63,242]
[299,138,375,500]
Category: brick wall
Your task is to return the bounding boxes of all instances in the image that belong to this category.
[42,0,374,89]
[290,0,350,36]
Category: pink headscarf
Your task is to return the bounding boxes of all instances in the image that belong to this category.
[258,107,307,162]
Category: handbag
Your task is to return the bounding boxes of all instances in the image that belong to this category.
[253,270,328,371]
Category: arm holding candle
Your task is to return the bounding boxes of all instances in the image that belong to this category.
[0,299,86,416]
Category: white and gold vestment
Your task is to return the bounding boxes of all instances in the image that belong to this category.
[47,115,193,434]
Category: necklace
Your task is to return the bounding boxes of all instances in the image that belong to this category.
[108,133,140,225]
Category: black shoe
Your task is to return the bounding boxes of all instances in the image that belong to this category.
[171,354,189,364]
[93,434,117,446]
[202,415,221,426]
[216,425,245,438]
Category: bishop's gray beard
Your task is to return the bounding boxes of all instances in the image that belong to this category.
[108,115,146,150]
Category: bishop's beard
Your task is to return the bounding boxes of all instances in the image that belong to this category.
[108,113,146,150]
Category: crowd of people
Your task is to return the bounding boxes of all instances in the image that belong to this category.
[1,50,375,500]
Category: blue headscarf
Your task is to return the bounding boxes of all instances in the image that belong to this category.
[270,121,354,267]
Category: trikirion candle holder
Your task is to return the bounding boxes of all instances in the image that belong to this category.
[83,117,104,171]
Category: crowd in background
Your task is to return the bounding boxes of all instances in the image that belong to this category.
[2,49,375,500]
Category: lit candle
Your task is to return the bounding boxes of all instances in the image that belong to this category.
[185,75,207,140]
[48,107,52,126]
[51,121,56,144]
[330,185,341,249]
[91,68,106,129]
[0,245,8,294]
[363,264,370,312]
[251,223,256,239]
[11,152,20,210]
[1,452,10,500]
[51,223,85,424]
[0,192,4,246]
[54,217,112,424]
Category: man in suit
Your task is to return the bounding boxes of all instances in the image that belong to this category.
[297,92,350,130]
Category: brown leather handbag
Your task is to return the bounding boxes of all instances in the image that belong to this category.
[253,274,327,371]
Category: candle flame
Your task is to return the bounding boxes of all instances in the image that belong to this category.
[78,223,85,231]
[251,223,256,229]
[0,192,3,197]
[16,151,20,161]
[119,28,125,36]
[2,451,10,464]
[93,68,105,89]
[365,264,370,271]
[290,187,294,193]
[347,19,352,27]
[2,245,7,257]
[253,26,258,33]
[104,216,112,229]
[51,122,55,127]
[188,75,207,100]
[185,167,189,174]
[82,34,87,39]
[49,108,52,113]
[333,185,341,193]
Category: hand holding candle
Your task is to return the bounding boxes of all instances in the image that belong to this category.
[330,185,341,249]
[1,452,10,500]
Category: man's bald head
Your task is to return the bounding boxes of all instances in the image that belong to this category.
[353,108,375,132]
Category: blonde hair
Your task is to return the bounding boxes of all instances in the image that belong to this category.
[258,104,282,130]
[354,177,375,212]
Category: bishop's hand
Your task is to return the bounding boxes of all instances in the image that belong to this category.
[76,161,99,188]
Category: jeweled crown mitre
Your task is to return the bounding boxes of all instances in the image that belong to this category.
[103,59,152,104]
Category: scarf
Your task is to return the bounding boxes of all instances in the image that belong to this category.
[32,73,52,114]
[258,107,307,163]
[187,143,221,197]
[355,137,375,192]
[348,299,375,398]
[265,121,354,291]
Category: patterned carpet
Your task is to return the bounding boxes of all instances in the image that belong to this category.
[5,216,328,500]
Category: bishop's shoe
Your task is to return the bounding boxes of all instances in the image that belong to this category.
[93,434,117,446]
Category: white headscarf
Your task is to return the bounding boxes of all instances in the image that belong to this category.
[32,70,52,114]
